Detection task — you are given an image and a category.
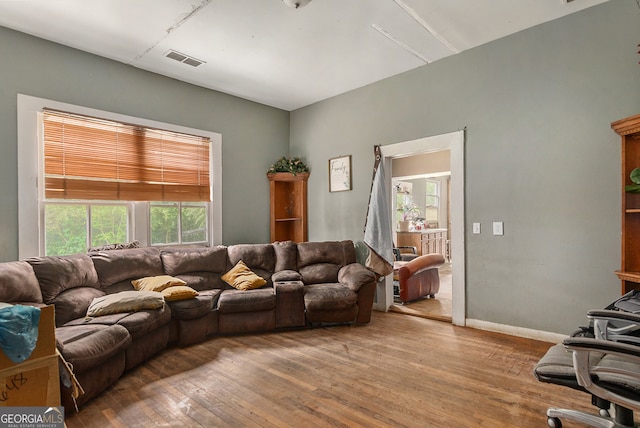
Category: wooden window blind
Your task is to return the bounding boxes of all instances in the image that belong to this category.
[42,110,211,202]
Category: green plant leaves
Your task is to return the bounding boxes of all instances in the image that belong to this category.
[625,168,640,192]
[267,156,309,174]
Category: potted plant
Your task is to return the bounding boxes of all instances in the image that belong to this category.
[267,156,310,176]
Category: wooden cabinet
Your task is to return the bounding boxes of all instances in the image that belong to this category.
[613,113,640,294]
[422,229,447,257]
[268,172,309,243]
[397,231,421,255]
[397,229,447,258]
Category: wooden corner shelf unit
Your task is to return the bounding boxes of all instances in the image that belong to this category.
[613,113,640,294]
[268,172,309,243]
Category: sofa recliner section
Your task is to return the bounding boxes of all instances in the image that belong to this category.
[87,247,173,369]
[20,252,172,407]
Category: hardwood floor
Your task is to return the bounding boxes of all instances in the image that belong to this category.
[65,311,594,427]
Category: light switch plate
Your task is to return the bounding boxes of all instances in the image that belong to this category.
[472,223,481,234]
[493,222,504,236]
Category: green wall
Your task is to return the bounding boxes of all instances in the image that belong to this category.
[0,26,289,261]
[290,0,640,334]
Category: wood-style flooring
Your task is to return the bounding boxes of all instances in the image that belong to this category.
[65,311,594,427]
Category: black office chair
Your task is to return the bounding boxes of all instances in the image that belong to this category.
[393,245,418,262]
[534,310,640,428]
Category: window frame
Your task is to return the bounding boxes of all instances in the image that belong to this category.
[423,179,441,226]
[43,200,132,255]
[425,179,440,209]
[17,94,222,258]
[149,201,209,246]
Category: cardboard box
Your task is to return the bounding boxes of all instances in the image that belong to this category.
[0,305,60,407]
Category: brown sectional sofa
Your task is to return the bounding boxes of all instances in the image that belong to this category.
[0,240,376,410]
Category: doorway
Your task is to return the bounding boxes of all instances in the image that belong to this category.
[377,130,465,326]
[390,174,452,322]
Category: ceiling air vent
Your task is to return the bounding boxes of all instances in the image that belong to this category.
[165,50,205,67]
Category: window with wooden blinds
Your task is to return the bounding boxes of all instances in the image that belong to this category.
[42,110,211,202]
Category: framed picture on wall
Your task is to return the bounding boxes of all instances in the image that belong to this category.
[329,155,352,192]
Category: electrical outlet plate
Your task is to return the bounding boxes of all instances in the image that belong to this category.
[493,222,504,236]
[472,223,481,234]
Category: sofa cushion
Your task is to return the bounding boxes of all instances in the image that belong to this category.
[90,247,163,292]
[0,261,43,304]
[131,275,186,292]
[296,241,356,284]
[299,263,341,285]
[27,254,100,303]
[161,286,198,301]
[86,291,165,317]
[167,290,219,320]
[296,241,356,269]
[173,273,227,292]
[67,305,171,339]
[217,289,276,314]
[56,324,131,374]
[110,306,172,338]
[222,261,267,291]
[161,246,227,276]
[272,269,302,282]
[303,284,358,311]
[227,244,275,280]
[338,263,376,291]
[273,240,297,271]
[51,287,106,326]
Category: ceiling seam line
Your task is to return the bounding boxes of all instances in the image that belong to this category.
[392,0,460,54]
[371,24,430,64]
[131,0,213,64]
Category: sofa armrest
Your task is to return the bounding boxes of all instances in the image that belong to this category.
[338,263,376,291]
[272,270,302,282]
[399,253,445,278]
[274,280,305,328]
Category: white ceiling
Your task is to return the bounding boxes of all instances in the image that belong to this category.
[0,0,609,111]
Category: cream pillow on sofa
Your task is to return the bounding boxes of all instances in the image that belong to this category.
[87,291,165,317]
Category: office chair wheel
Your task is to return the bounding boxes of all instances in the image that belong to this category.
[547,416,562,428]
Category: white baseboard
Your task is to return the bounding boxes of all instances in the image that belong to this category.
[465,318,568,344]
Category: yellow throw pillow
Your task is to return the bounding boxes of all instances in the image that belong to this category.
[131,275,186,292]
[221,260,267,291]
[162,286,199,301]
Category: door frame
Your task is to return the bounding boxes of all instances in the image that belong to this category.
[379,130,465,326]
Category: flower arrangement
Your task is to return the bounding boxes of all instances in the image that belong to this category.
[401,204,422,221]
[267,156,310,175]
